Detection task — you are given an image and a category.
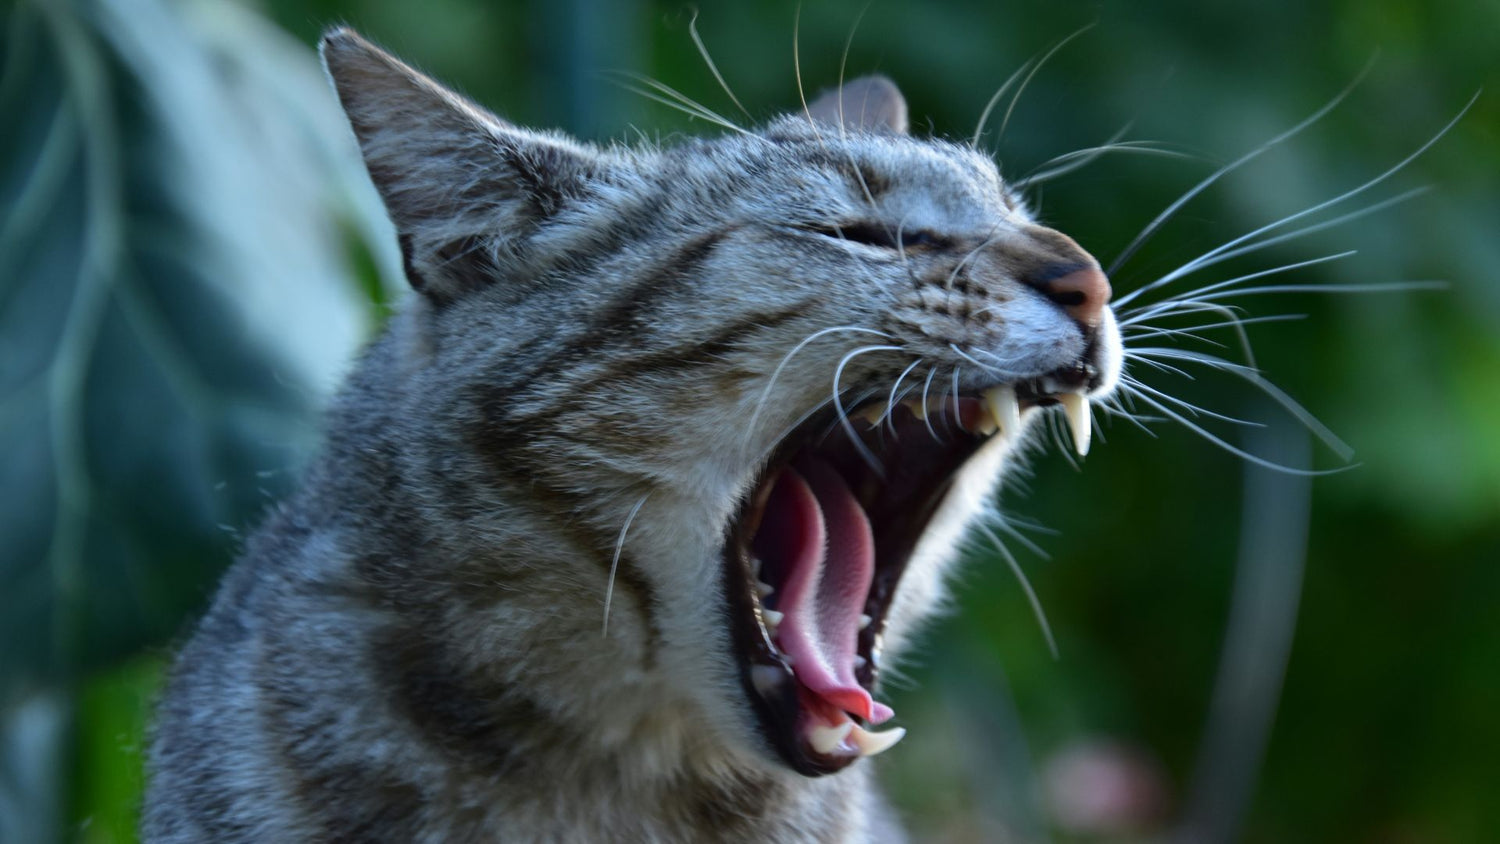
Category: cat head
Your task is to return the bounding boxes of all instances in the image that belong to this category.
[322,28,1120,780]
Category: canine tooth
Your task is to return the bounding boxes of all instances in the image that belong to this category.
[762,609,784,629]
[1058,391,1092,456]
[859,614,872,630]
[809,721,855,755]
[982,385,1021,435]
[756,581,775,598]
[973,407,999,436]
[850,724,907,757]
[750,665,785,695]
[902,398,927,420]
[853,655,867,669]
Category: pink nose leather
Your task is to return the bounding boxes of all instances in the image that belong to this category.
[1043,266,1112,327]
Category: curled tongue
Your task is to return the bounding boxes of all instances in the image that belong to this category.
[754,458,896,739]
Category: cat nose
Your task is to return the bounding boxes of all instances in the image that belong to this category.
[1026,263,1112,328]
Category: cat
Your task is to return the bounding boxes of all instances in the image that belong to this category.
[142,26,1120,843]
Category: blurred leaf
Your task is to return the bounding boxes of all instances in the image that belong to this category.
[0,0,396,705]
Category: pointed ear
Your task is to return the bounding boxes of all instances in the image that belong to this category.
[806,76,908,135]
[320,27,608,302]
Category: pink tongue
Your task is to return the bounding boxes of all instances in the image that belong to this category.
[756,459,893,726]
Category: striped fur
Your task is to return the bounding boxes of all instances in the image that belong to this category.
[143,28,1119,843]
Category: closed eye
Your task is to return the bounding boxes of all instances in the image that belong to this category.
[810,222,945,251]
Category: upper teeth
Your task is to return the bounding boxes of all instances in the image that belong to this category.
[1057,391,1091,457]
[981,385,1021,436]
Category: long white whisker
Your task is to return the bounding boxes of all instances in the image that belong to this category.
[996,24,1095,145]
[746,325,894,446]
[688,12,751,119]
[1123,389,1351,475]
[1146,186,1431,290]
[1109,61,1372,278]
[971,59,1034,147]
[1126,347,1354,459]
[1121,376,1264,427]
[1121,252,1357,324]
[832,344,904,476]
[974,522,1059,659]
[884,358,925,437]
[602,494,650,635]
[1142,93,1478,297]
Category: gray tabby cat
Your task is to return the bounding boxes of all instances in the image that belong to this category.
[143,27,1120,842]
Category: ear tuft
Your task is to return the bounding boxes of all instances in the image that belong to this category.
[320,28,606,303]
[807,76,909,135]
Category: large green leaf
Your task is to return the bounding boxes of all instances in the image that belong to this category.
[0,0,397,715]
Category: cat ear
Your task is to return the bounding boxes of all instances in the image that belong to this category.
[806,76,908,135]
[320,27,610,302]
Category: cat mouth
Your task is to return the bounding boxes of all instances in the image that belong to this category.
[725,364,1100,776]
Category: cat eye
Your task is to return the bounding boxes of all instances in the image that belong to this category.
[811,223,944,251]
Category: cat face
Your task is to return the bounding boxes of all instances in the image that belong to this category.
[324,29,1119,780]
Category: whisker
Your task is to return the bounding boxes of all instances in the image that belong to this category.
[974,522,1059,659]
[1108,60,1373,279]
[1121,376,1264,427]
[971,58,1034,148]
[1126,347,1354,459]
[996,23,1096,146]
[688,12,751,119]
[1015,137,1195,189]
[602,493,650,635]
[884,357,925,438]
[746,325,894,447]
[1120,252,1357,325]
[920,366,943,442]
[1122,313,1307,343]
[832,344,904,476]
[1120,388,1352,475]
[1134,93,1478,299]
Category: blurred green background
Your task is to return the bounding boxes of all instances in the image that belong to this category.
[2,0,1496,841]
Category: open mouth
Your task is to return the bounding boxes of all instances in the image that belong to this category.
[726,363,1102,776]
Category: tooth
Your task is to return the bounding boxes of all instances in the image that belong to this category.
[853,655,867,669]
[809,721,854,755]
[751,556,762,578]
[983,385,1021,435]
[850,724,907,757]
[1058,391,1091,456]
[750,665,785,695]
[762,609,784,629]
[854,404,885,428]
[902,398,927,420]
[973,408,999,436]
[859,614,872,630]
[756,581,775,598]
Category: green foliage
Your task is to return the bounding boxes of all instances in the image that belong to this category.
[2,0,1495,841]
[0,0,398,837]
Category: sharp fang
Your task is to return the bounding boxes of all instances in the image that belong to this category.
[902,398,928,420]
[853,655,867,669]
[762,609,784,629]
[859,614,872,630]
[983,385,1021,436]
[1058,391,1091,456]
[809,721,855,755]
[850,724,907,757]
[750,665,785,695]
[756,581,774,598]
[854,404,885,428]
[973,406,999,436]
